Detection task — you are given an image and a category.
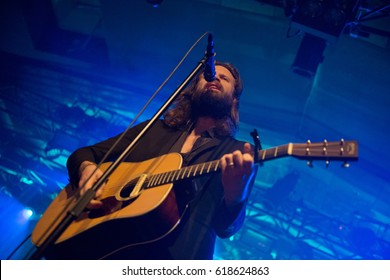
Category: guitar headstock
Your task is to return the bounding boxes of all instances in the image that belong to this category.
[290,139,358,167]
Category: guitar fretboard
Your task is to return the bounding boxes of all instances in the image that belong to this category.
[146,160,220,188]
[141,140,357,189]
[145,144,291,188]
[257,144,290,162]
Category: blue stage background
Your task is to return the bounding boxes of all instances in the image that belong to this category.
[0,0,389,259]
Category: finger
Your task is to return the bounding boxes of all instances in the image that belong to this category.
[242,153,254,175]
[95,187,103,198]
[227,154,235,164]
[87,199,103,209]
[221,154,233,170]
[232,150,244,168]
[243,142,252,154]
[84,179,105,200]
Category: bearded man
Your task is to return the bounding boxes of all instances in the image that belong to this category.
[53,61,256,260]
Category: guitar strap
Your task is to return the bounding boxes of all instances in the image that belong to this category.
[168,130,189,154]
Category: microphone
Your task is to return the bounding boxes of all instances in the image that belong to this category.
[204,33,216,82]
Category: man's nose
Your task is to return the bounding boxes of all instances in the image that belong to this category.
[213,75,221,82]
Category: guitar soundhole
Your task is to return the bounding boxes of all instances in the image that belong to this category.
[119,179,138,199]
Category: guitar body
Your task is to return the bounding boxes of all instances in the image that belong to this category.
[31,153,183,259]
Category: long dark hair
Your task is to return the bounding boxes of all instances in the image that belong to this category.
[163,61,243,136]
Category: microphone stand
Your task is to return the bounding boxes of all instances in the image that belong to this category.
[30,53,211,260]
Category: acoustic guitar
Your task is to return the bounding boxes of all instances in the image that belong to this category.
[31,140,358,259]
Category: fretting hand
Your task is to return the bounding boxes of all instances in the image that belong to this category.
[220,143,255,207]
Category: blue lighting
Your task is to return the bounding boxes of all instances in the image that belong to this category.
[21,208,34,220]
[20,177,34,185]
[0,194,34,259]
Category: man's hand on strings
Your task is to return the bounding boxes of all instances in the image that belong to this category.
[78,161,105,209]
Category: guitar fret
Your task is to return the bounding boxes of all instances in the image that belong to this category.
[172,170,177,181]
[287,143,293,155]
[167,171,172,183]
[154,174,159,186]
[175,169,182,181]
[214,161,219,171]
[146,175,152,187]
[155,173,164,186]
[154,173,160,186]
[181,167,187,180]
[262,150,266,160]
[162,172,169,185]
[154,173,163,186]
[171,171,176,182]
[199,163,206,175]
[150,174,156,187]
[207,162,213,173]
[193,164,200,176]
[164,171,170,183]
[148,175,155,187]
[187,166,194,178]
[207,161,212,173]
[274,147,278,157]
[167,171,173,183]
[172,170,179,182]
[160,172,166,185]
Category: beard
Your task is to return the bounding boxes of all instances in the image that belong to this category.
[191,87,233,120]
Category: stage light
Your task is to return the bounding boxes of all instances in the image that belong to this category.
[21,208,34,220]
[147,0,163,8]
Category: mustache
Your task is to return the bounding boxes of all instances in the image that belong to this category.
[204,81,223,92]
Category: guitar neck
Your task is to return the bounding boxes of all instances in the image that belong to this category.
[145,140,358,189]
[145,145,291,189]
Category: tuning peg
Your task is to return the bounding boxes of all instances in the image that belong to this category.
[306,140,311,155]
[326,160,330,168]
[342,162,350,168]
[307,160,314,168]
[323,140,328,156]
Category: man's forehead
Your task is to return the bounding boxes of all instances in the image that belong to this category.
[216,65,234,78]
